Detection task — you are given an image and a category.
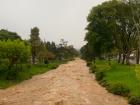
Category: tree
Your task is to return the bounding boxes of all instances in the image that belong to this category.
[128,0,140,64]
[82,0,140,64]
[30,27,41,64]
[80,44,93,61]
[0,29,21,40]
[37,42,55,63]
[59,39,68,47]
[0,40,30,71]
[84,0,117,61]
[45,41,57,55]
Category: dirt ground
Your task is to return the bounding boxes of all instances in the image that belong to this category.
[0,58,129,105]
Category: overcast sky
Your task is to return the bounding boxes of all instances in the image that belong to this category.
[0,0,108,49]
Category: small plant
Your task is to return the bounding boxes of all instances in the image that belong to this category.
[89,64,96,73]
[129,96,140,105]
[86,61,92,66]
[108,83,130,96]
[99,79,108,87]
[6,69,18,80]
[95,71,105,81]
[48,63,58,69]
[26,64,31,69]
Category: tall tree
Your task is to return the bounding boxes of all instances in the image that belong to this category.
[30,27,41,64]
[85,0,117,60]
[82,0,139,64]
[128,0,140,64]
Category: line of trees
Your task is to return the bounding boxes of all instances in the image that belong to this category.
[81,0,140,65]
[0,27,78,79]
[29,27,79,64]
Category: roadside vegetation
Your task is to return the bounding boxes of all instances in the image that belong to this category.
[81,0,140,105]
[89,60,140,104]
[0,60,62,89]
[0,28,78,89]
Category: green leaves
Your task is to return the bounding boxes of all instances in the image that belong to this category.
[0,29,21,40]
[82,0,140,63]
[0,40,30,65]
[30,27,41,64]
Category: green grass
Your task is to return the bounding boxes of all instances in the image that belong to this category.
[92,60,140,96]
[0,60,67,89]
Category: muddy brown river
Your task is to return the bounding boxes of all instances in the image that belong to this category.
[0,58,128,105]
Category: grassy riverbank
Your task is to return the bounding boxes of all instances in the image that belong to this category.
[89,60,140,105]
[0,59,69,89]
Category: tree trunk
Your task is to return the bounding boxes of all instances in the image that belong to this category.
[126,52,130,65]
[93,57,96,65]
[32,48,36,64]
[31,46,36,64]
[8,59,14,70]
[136,48,140,64]
[32,54,35,64]
[108,54,111,65]
[118,52,121,64]
[92,56,96,68]
[122,53,126,64]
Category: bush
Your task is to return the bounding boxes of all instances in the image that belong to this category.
[86,61,92,66]
[108,83,130,96]
[26,64,31,69]
[0,59,9,71]
[6,70,18,80]
[95,71,105,81]
[129,96,140,105]
[90,64,96,73]
[48,63,58,69]
[99,79,109,87]
[0,64,8,71]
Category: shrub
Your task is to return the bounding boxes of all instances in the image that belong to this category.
[90,64,96,73]
[95,71,105,81]
[86,61,92,66]
[108,83,130,96]
[48,63,58,69]
[0,59,9,71]
[26,64,31,69]
[129,96,140,105]
[99,79,109,87]
[0,64,8,71]
[0,40,30,80]
[6,69,18,80]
